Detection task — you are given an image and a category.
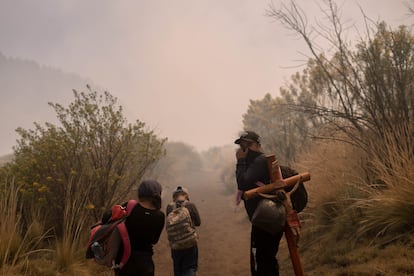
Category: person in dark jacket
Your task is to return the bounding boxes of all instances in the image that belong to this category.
[116,180,165,276]
[235,131,285,276]
[166,186,201,276]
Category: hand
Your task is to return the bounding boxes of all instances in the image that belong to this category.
[236,147,248,160]
[271,159,279,170]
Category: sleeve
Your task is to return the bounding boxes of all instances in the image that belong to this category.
[166,202,173,216]
[152,211,165,244]
[185,202,201,227]
[236,155,268,191]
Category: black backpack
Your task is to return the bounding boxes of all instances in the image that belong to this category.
[280,165,308,213]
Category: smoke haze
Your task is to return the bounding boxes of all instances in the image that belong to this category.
[0,0,411,155]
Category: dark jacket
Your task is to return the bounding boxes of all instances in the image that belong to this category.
[125,203,165,254]
[236,150,271,220]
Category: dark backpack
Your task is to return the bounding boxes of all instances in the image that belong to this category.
[85,200,137,269]
[166,201,198,250]
[280,165,308,213]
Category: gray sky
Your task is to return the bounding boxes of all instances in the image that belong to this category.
[0,0,412,154]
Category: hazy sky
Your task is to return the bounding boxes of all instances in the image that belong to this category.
[0,0,412,154]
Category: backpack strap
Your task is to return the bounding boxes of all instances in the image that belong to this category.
[126,199,137,215]
[115,222,131,269]
[112,199,137,269]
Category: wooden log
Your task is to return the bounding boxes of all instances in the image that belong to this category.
[243,172,310,200]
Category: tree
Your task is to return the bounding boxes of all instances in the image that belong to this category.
[242,92,313,165]
[406,0,414,15]
[148,141,202,189]
[10,87,166,235]
[267,0,414,171]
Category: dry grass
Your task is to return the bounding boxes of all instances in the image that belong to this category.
[0,178,52,275]
[54,178,92,275]
[294,139,365,247]
[352,126,414,245]
[294,127,414,275]
[0,177,94,275]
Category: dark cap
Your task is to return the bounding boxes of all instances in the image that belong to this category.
[138,180,162,198]
[234,130,260,144]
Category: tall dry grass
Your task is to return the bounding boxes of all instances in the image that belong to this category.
[294,125,414,273]
[54,177,92,275]
[0,174,117,275]
[0,178,51,275]
[352,126,414,245]
[294,139,365,247]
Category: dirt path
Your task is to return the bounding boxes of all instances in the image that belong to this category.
[153,169,294,276]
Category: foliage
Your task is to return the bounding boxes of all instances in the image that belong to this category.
[269,0,414,254]
[0,177,51,272]
[294,131,414,274]
[8,87,166,235]
[238,5,414,272]
[242,93,313,164]
[0,154,13,167]
[218,162,236,195]
[267,1,414,172]
[201,145,234,171]
[55,178,90,274]
[148,141,202,190]
[202,145,236,195]
[352,124,414,245]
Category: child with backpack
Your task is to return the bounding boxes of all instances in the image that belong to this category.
[166,186,201,276]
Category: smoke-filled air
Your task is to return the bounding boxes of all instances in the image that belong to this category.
[1,0,414,275]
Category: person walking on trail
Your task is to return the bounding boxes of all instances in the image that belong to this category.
[166,186,201,276]
[234,130,285,276]
[116,180,165,276]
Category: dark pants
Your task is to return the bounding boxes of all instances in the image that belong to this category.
[115,251,154,276]
[171,245,198,276]
[250,225,284,276]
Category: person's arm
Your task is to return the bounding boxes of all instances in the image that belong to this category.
[236,155,268,191]
[151,212,165,244]
[166,202,173,216]
[185,202,201,226]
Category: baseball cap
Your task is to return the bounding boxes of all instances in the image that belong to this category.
[234,130,260,144]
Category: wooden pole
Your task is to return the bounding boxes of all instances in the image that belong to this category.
[243,172,310,200]
[284,224,304,276]
[263,155,306,276]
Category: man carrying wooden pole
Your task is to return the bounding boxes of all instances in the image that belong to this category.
[235,130,310,276]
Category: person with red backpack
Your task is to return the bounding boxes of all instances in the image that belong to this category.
[116,179,165,276]
[166,186,201,276]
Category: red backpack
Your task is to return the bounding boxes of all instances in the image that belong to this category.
[85,200,137,269]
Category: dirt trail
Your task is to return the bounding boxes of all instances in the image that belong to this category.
[153,169,294,276]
